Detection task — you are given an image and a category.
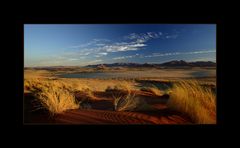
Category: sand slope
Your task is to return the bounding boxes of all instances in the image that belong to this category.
[55,108,191,124]
[24,89,193,124]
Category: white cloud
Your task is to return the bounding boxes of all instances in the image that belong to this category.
[125,32,160,42]
[60,31,182,64]
[98,52,108,55]
[101,42,146,53]
[143,49,216,58]
[94,52,108,58]
[144,55,153,58]
[125,31,178,42]
[68,58,80,61]
[187,50,215,54]
[65,38,147,59]
[113,56,125,60]
[86,59,103,64]
[129,43,146,48]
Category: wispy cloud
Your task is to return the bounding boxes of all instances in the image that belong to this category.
[113,49,216,60]
[124,31,179,41]
[68,58,80,61]
[187,50,215,54]
[48,31,182,65]
[113,55,134,60]
[86,59,103,64]
[98,52,108,55]
[68,39,110,49]
[102,42,146,52]
[63,37,148,59]
[94,52,108,58]
[143,49,216,58]
[124,32,162,44]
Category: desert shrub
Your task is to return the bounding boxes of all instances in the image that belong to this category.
[106,82,153,111]
[167,80,216,124]
[24,79,80,115]
[113,91,153,111]
[36,87,79,115]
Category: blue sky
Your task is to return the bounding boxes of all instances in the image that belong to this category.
[24,24,216,67]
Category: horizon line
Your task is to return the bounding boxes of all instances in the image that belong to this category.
[24,60,216,68]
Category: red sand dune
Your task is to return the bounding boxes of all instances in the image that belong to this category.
[54,108,191,124]
[53,90,192,124]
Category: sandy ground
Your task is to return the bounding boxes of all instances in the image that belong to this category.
[24,90,192,124]
[24,68,215,124]
[54,91,192,124]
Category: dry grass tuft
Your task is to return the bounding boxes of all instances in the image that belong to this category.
[167,80,216,124]
[24,79,80,115]
[113,91,153,112]
[36,87,79,115]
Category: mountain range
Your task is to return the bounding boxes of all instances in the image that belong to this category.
[25,60,216,70]
[86,60,216,68]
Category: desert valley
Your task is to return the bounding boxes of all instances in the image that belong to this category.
[24,60,216,124]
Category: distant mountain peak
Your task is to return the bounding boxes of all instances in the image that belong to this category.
[86,60,216,68]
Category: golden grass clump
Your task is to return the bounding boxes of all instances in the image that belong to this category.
[167,80,216,124]
[24,79,80,115]
[36,87,79,115]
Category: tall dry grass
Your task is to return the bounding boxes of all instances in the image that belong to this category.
[167,80,216,124]
[36,87,79,115]
[25,79,80,115]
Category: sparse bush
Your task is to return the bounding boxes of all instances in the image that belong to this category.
[167,80,216,124]
[113,91,153,111]
[24,79,80,115]
[36,87,79,115]
[106,82,154,111]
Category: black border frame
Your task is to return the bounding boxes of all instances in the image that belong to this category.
[16,16,225,132]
